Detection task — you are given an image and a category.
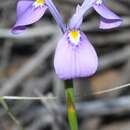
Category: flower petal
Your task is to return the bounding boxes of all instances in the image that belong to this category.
[12,0,47,34]
[81,0,96,13]
[46,0,66,33]
[100,17,122,29]
[45,0,66,33]
[68,0,96,29]
[68,5,83,29]
[16,0,33,18]
[93,3,121,20]
[54,32,98,80]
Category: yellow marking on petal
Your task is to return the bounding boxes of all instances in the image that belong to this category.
[69,30,80,45]
[36,0,45,4]
[70,31,79,41]
[34,0,45,7]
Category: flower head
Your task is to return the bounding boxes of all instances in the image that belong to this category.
[93,0,122,29]
[54,5,98,79]
[81,0,122,29]
[12,0,66,33]
[54,30,98,79]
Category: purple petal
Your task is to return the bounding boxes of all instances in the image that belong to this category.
[45,0,66,33]
[54,32,98,80]
[93,3,121,20]
[68,0,96,29]
[100,17,122,29]
[68,5,83,29]
[16,0,33,18]
[81,0,96,12]
[12,0,47,34]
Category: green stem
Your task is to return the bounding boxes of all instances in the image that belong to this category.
[65,80,78,130]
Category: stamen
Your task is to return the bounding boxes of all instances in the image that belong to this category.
[68,30,80,46]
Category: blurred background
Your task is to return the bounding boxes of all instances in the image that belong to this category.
[0,0,130,130]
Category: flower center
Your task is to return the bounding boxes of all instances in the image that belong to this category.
[36,0,45,5]
[68,30,80,46]
[33,0,45,7]
[96,0,103,5]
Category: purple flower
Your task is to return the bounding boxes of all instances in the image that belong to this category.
[94,0,122,29]
[12,0,66,33]
[82,0,122,29]
[54,5,98,79]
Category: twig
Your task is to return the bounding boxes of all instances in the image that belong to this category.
[1,96,56,100]
[93,83,130,95]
